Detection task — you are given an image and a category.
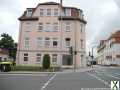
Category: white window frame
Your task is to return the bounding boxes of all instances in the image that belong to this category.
[27,9,32,17]
[52,54,57,64]
[45,37,50,47]
[38,23,43,32]
[65,38,71,47]
[40,9,44,16]
[24,37,29,48]
[45,23,51,32]
[24,53,28,61]
[54,9,59,16]
[65,22,71,32]
[53,22,59,32]
[37,37,43,47]
[65,9,71,16]
[47,9,51,16]
[36,53,41,62]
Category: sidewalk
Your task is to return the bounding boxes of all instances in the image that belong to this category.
[0,67,93,74]
[61,66,93,73]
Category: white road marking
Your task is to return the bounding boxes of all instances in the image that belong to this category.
[114,73,120,76]
[106,74,120,80]
[40,74,56,90]
[86,72,110,87]
[95,70,120,80]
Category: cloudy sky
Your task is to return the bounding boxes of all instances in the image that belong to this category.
[0,0,120,53]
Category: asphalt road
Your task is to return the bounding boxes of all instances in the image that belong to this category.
[0,73,54,90]
[0,66,120,90]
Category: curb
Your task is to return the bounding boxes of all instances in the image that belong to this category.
[0,68,93,74]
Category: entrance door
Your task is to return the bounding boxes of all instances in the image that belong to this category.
[62,55,73,65]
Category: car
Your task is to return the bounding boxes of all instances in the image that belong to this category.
[0,61,13,72]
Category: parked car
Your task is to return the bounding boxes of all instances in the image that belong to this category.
[0,61,13,72]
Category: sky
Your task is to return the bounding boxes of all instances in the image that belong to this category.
[0,0,120,53]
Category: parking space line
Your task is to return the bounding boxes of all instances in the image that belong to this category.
[40,74,57,90]
[86,72,110,87]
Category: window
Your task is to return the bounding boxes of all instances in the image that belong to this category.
[53,23,59,32]
[64,9,71,16]
[45,23,51,32]
[80,24,83,33]
[27,9,32,17]
[47,9,51,16]
[45,38,50,47]
[38,23,43,32]
[40,9,44,16]
[65,22,71,32]
[52,54,57,63]
[116,55,120,58]
[24,53,28,56]
[53,41,57,47]
[37,37,43,47]
[36,54,41,62]
[81,39,83,49]
[53,38,58,47]
[24,37,29,48]
[65,38,71,47]
[25,22,31,32]
[54,9,59,16]
[24,53,28,61]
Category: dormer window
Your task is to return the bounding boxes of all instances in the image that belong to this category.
[27,9,32,17]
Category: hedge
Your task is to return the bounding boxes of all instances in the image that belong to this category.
[11,65,61,72]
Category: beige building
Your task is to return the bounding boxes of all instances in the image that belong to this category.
[16,2,87,68]
[97,31,120,65]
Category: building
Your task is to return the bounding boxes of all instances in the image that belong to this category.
[16,2,87,68]
[97,31,120,65]
[0,48,9,62]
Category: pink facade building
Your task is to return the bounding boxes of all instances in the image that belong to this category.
[16,2,87,68]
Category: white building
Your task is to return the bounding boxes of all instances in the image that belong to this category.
[16,2,87,68]
[97,31,120,65]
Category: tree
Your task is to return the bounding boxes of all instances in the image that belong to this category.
[0,33,17,61]
[42,54,50,70]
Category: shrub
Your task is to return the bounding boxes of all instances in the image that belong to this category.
[42,54,50,70]
[11,65,42,71]
[11,65,61,72]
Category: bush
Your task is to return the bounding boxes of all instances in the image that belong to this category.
[42,54,50,70]
[11,65,61,72]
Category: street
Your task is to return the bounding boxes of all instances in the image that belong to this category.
[0,66,120,90]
